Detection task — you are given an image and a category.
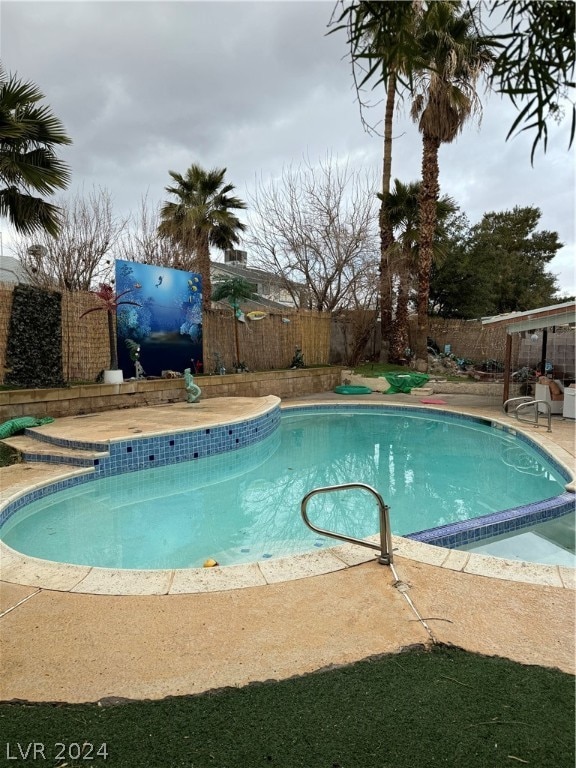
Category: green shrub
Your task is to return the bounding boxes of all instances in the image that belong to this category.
[5,285,64,389]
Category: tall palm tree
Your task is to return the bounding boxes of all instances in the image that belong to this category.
[410,2,492,370]
[332,1,423,362]
[0,65,71,237]
[158,164,247,308]
[382,179,456,362]
[382,179,420,363]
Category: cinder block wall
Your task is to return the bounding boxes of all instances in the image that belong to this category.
[0,367,342,420]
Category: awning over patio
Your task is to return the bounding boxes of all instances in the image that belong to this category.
[481,301,576,402]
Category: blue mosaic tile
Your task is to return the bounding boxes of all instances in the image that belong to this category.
[1,405,282,528]
[24,428,108,453]
[408,493,575,549]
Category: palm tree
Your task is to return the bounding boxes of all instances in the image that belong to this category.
[212,277,256,368]
[382,179,420,363]
[0,65,71,237]
[382,179,457,362]
[410,3,492,370]
[331,1,423,362]
[158,164,247,308]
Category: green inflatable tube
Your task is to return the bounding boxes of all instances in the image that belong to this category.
[334,385,373,395]
[0,416,55,439]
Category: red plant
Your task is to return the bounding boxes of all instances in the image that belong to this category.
[80,283,140,371]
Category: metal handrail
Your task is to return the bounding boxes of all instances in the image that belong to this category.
[300,482,393,565]
[502,396,534,413]
[502,397,552,432]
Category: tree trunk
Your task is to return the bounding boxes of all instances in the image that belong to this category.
[378,72,396,363]
[414,133,440,371]
[390,254,410,363]
[233,304,241,366]
[198,234,212,308]
[107,311,118,370]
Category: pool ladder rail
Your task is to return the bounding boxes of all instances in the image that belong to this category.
[503,396,552,432]
[300,483,393,565]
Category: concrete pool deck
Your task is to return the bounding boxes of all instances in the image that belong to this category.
[0,391,574,702]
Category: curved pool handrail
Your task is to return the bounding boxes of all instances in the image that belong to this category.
[503,397,552,433]
[300,482,393,565]
[502,396,534,414]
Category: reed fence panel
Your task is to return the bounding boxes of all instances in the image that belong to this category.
[0,285,332,383]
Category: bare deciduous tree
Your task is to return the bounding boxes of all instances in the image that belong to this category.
[115,194,179,267]
[247,157,379,312]
[14,186,128,290]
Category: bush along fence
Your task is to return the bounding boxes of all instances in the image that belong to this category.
[0,284,333,385]
[3,285,65,388]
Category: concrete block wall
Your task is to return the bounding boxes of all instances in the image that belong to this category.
[0,367,342,421]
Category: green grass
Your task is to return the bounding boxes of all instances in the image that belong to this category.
[1,646,573,768]
[352,362,411,377]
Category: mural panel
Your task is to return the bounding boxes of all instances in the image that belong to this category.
[115,260,202,378]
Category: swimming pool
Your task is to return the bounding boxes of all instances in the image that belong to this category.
[1,406,572,569]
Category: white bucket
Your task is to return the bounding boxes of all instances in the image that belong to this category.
[103,369,124,384]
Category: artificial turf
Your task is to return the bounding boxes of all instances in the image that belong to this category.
[0,645,573,768]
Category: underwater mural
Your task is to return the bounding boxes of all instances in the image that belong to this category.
[114,260,202,378]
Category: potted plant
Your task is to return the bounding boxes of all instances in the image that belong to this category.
[81,283,140,384]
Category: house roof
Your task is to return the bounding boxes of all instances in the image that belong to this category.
[213,296,294,312]
[211,259,303,290]
[0,254,30,284]
[481,301,576,333]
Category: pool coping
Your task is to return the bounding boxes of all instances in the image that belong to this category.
[1,400,574,595]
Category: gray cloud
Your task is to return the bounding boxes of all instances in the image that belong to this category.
[2,0,574,295]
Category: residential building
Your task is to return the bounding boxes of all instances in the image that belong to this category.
[211,250,307,308]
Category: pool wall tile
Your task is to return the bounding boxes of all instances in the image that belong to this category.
[407,493,575,549]
[1,405,281,528]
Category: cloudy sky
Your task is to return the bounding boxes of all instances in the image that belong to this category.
[2,0,574,296]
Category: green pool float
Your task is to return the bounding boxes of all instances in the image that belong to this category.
[334,385,373,395]
[0,416,55,439]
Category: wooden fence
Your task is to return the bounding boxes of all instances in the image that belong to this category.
[202,307,331,372]
[6,281,554,385]
[0,284,332,383]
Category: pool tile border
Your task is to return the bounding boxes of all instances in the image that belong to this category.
[408,493,575,549]
[25,403,281,476]
[0,403,281,527]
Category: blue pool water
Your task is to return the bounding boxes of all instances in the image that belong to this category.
[0,409,569,569]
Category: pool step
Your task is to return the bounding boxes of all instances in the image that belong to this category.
[464,529,575,568]
[1,434,109,468]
